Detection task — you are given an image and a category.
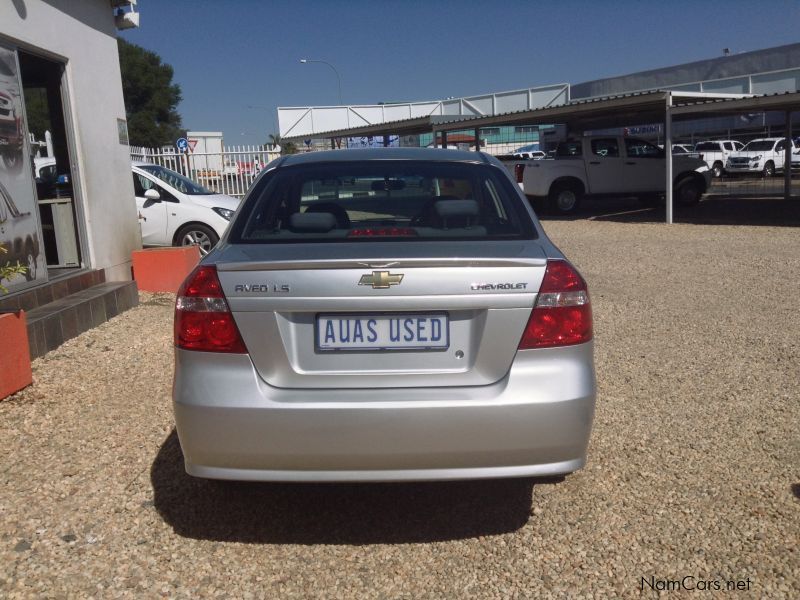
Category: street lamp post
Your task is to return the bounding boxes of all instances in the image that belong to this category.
[299,58,343,106]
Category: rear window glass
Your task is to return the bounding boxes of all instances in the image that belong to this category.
[555,141,582,157]
[230,161,534,243]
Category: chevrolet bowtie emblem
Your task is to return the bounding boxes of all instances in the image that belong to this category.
[358,270,404,289]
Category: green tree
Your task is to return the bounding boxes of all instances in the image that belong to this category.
[267,134,298,155]
[22,88,51,141]
[118,39,184,147]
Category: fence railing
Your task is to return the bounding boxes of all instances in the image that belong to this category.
[130,144,281,198]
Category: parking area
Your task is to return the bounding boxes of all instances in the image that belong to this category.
[1,212,798,598]
[537,192,800,228]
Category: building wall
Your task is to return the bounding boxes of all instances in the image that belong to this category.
[0,0,140,282]
[571,43,800,99]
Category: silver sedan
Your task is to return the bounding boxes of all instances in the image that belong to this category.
[172,148,596,482]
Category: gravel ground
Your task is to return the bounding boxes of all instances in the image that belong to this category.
[1,219,798,598]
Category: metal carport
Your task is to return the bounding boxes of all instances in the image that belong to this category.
[671,91,800,206]
[284,90,800,224]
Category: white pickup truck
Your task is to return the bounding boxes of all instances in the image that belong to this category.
[724,137,799,176]
[511,136,712,214]
[693,140,744,177]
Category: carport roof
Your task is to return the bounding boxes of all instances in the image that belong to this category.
[670,90,800,116]
[283,90,758,141]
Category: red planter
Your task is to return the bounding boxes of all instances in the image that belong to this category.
[0,310,33,400]
[132,246,201,293]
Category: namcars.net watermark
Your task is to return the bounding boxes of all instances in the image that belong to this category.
[641,576,753,592]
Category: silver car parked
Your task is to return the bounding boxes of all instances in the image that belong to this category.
[173,148,596,482]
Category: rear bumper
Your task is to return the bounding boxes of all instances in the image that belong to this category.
[173,344,596,482]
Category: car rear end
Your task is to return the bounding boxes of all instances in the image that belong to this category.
[172,149,596,481]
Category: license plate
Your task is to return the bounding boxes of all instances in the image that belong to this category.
[316,313,449,351]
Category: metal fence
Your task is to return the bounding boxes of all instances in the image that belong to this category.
[130,144,281,198]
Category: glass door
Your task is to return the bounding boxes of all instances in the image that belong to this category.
[0,43,47,292]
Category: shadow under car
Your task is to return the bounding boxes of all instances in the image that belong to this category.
[150,429,562,545]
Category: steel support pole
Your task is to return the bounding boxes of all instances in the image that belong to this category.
[474,127,481,152]
[784,110,792,201]
[665,93,673,224]
[441,131,448,149]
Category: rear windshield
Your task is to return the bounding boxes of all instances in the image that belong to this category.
[138,164,214,195]
[229,161,535,243]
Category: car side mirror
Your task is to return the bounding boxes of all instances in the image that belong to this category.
[144,188,161,201]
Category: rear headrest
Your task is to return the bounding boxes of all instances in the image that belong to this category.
[433,199,479,219]
[289,212,337,232]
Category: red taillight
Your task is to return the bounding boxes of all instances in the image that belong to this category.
[514,163,525,183]
[174,265,246,353]
[518,260,592,349]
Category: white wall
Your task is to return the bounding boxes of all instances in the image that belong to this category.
[0,0,140,282]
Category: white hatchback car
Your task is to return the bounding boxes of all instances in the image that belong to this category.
[132,162,240,255]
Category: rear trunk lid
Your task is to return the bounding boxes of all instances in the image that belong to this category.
[216,241,547,389]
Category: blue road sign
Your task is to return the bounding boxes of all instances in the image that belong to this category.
[176,137,189,151]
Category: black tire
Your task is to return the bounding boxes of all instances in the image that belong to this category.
[712,162,724,178]
[548,182,582,215]
[673,177,702,207]
[763,161,775,177]
[175,223,219,256]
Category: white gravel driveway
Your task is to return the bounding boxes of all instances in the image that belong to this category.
[1,219,798,598]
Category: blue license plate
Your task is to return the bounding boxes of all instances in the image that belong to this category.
[316,313,449,351]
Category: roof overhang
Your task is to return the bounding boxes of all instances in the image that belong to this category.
[671,90,800,116]
[283,91,763,141]
[431,91,754,132]
[279,83,570,140]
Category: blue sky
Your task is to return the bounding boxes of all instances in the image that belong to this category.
[120,0,800,145]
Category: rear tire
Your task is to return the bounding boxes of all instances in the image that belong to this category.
[548,183,582,215]
[712,162,723,178]
[176,224,219,257]
[673,177,702,207]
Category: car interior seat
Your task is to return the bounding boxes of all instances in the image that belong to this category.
[303,202,351,229]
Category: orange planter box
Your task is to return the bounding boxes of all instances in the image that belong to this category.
[0,311,33,400]
[132,246,201,293]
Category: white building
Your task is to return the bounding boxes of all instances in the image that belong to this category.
[0,0,142,357]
